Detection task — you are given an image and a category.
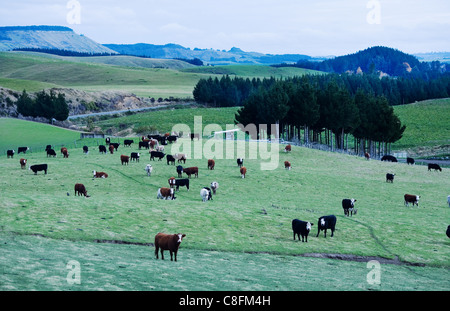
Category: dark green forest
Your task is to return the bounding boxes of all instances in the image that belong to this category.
[16,89,69,122]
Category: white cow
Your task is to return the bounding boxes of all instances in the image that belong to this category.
[145,164,153,176]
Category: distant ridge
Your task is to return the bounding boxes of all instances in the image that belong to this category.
[0,25,117,54]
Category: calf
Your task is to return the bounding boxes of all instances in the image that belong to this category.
[29,164,48,175]
[18,147,29,154]
[145,164,153,176]
[7,149,15,158]
[130,152,140,162]
[316,215,337,238]
[406,157,415,165]
[61,147,69,158]
[342,198,357,216]
[386,173,395,183]
[183,167,198,178]
[150,151,165,161]
[240,166,247,178]
[121,155,130,165]
[237,158,244,168]
[404,194,420,207]
[83,146,89,154]
[200,187,212,202]
[157,187,176,200]
[20,158,27,169]
[74,183,89,197]
[46,148,57,157]
[92,170,108,178]
[98,145,106,154]
[284,144,291,152]
[166,154,176,165]
[208,159,215,170]
[176,165,183,178]
[428,163,442,172]
[210,181,219,194]
[284,161,291,170]
[292,219,313,242]
[154,233,186,261]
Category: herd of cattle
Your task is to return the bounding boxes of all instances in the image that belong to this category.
[4,139,449,261]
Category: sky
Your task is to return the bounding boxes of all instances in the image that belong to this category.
[0,0,449,57]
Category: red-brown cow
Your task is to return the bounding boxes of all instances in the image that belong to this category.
[92,170,108,178]
[74,183,89,197]
[121,155,130,165]
[157,187,176,200]
[240,166,247,178]
[208,159,215,170]
[364,152,370,160]
[284,144,291,152]
[109,144,115,154]
[183,167,198,178]
[61,147,69,158]
[154,233,186,261]
[284,161,291,170]
[19,158,27,169]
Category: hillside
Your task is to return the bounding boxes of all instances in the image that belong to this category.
[0,25,116,55]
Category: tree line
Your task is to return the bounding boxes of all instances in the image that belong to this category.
[16,90,69,122]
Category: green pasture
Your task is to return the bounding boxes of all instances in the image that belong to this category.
[0,121,449,290]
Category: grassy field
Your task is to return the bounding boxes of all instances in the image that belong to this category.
[0,116,449,290]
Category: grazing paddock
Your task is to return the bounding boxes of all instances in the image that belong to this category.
[0,132,449,290]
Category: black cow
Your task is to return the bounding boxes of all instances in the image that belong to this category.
[237,158,244,168]
[130,152,140,162]
[167,135,178,143]
[150,151,165,161]
[292,219,313,242]
[167,154,176,165]
[342,199,357,216]
[386,173,395,183]
[139,141,150,149]
[428,163,442,172]
[83,146,89,154]
[18,147,29,154]
[46,149,57,157]
[110,142,120,151]
[381,155,397,162]
[98,145,106,154]
[446,225,450,238]
[176,165,183,178]
[316,215,337,238]
[170,178,190,191]
[29,164,48,175]
[124,139,134,147]
[45,145,52,151]
[406,157,415,165]
[7,149,14,158]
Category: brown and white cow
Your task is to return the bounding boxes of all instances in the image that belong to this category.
[109,144,115,154]
[20,158,27,169]
[154,232,186,261]
[208,159,215,170]
[240,166,247,178]
[284,161,291,170]
[157,187,176,200]
[92,170,108,178]
[404,194,420,207]
[284,144,291,152]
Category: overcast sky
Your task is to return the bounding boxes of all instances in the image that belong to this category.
[1,0,449,56]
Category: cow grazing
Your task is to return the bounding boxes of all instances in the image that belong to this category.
[284,161,291,170]
[46,148,56,157]
[145,164,153,176]
[210,181,219,194]
[183,167,198,178]
[154,233,186,262]
[200,187,212,202]
[29,164,48,175]
[237,158,244,168]
[74,183,89,197]
[130,152,140,162]
[284,144,291,152]
[208,159,215,170]
[121,155,130,165]
[61,147,69,158]
[169,177,190,191]
[407,157,415,165]
[109,144,115,154]
[381,155,397,162]
[386,173,395,183]
[157,187,176,200]
[174,153,186,163]
[316,215,337,238]
[7,149,14,158]
[342,198,357,216]
[428,163,442,172]
[240,166,247,178]
[20,158,27,169]
[83,146,89,154]
[364,152,370,160]
[292,219,314,242]
[166,154,176,165]
[124,139,133,147]
[93,170,108,178]
[404,194,420,207]
[150,151,165,161]
[18,147,29,154]
[176,165,183,178]
[98,145,106,154]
